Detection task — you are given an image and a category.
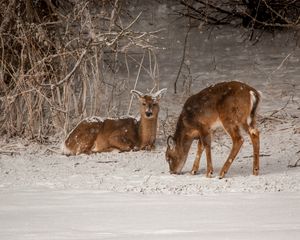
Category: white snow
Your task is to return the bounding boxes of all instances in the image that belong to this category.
[0,190,299,240]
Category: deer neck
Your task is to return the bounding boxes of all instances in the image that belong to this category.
[173,115,194,161]
[138,115,158,148]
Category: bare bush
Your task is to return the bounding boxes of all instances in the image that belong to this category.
[0,0,160,141]
[179,0,300,39]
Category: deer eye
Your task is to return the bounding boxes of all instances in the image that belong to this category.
[142,103,146,106]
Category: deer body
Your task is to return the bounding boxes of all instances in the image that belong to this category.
[166,81,260,178]
[62,89,167,155]
[138,114,158,150]
[63,117,138,155]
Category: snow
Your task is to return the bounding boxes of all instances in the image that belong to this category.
[84,116,105,123]
[1,129,299,194]
[0,190,299,240]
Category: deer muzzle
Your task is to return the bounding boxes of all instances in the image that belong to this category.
[145,110,153,117]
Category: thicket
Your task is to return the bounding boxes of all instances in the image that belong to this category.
[0,0,159,141]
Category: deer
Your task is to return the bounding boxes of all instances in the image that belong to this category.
[165,81,261,179]
[62,88,167,155]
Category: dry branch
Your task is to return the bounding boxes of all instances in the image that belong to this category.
[40,41,91,88]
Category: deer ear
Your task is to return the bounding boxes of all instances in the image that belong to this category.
[167,135,176,149]
[131,90,144,99]
[152,88,167,101]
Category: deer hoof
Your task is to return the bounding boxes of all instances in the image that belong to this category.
[219,171,226,179]
[133,146,140,151]
[253,169,259,176]
[190,170,197,175]
[206,171,213,178]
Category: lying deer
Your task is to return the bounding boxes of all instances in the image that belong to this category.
[62,88,167,155]
[166,81,261,178]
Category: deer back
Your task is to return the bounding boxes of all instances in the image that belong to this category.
[180,81,260,133]
[92,117,139,152]
[63,117,104,155]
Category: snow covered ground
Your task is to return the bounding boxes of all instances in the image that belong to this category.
[0,190,300,240]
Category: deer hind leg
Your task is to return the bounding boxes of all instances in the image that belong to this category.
[219,125,244,179]
[243,123,260,176]
[108,132,135,152]
[191,139,204,175]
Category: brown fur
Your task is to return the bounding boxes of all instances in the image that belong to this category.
[166,81,261,178]
[63,117,138,155]
[137,95,159,150]
[63,89,167,155]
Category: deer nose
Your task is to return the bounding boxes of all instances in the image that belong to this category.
[145,111,152,117]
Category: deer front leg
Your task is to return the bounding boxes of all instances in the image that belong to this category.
[219,126,244,179]
[203,133,213,178]
[191,139,204,175]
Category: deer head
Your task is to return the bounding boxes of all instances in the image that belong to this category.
[166,135,182,174]
[131,88,167,119]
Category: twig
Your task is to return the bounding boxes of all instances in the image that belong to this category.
[148,50,159,93]
[40,41,91,88]
[243,154,271,158]
[288,159,300,168]
[271,53,292,75]
[107,11,143,47]
[0,150,20,155]
[125,54,152,77]
[259,116,287,124]
[127,50,146,115]
[174,19,191,94]
[44,147,62,154]
[143,174,152,184]
[270,95,293,117]
[161,108,170,138]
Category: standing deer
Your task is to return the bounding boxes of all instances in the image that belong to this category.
[62,88,167,155]
[165,81,261,178]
